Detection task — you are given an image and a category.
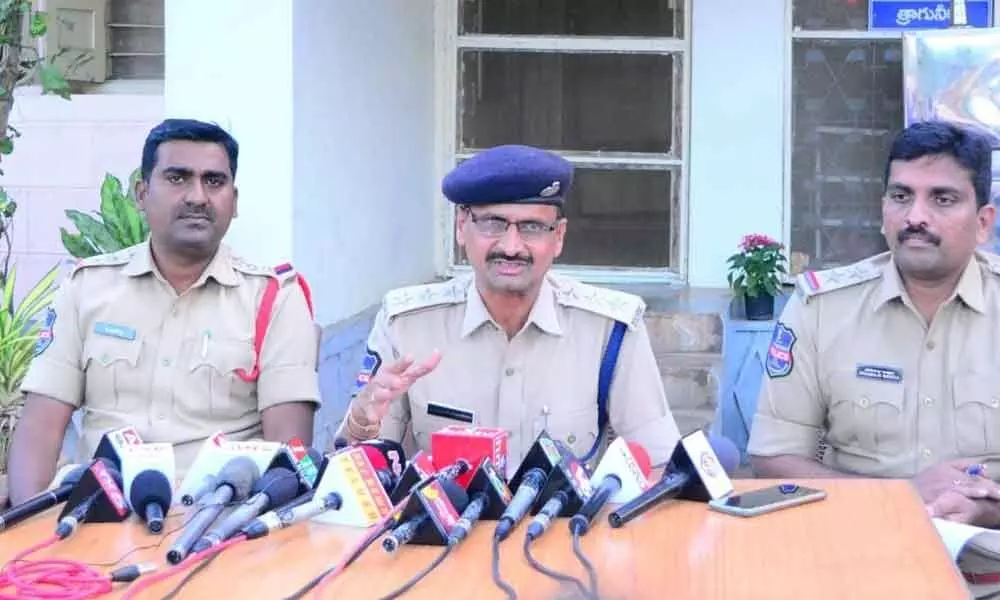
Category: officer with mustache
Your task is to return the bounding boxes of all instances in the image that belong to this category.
[336,144,681,472]
[748,120,1000,529]
[4,119,320,506]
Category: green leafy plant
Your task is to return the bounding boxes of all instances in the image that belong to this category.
[726,233,788,298]
[0,262,61,473]
[60,169,149,258]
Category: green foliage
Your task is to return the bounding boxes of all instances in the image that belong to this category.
[726,233,788,299]
[60,169,149,258]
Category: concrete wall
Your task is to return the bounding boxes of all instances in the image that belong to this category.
[2,90,163,299]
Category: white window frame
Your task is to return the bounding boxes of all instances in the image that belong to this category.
[432,0,692,286]
[782,0,1000,253]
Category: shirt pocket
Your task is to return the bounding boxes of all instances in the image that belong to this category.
[185,337,256,420]
[952,373,1000,456]
[538,406,600,460]
[827,371,906,456]
[83,336,144,412]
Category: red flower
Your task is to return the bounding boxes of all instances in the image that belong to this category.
[739,233,783,252]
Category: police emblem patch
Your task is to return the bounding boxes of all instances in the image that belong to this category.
[34,307,56,357]
[765,322,796,379]
[353,347,382,394]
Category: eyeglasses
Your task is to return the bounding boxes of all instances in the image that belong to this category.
[464,210,561,240]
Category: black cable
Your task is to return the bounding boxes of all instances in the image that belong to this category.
[491,534,518,600]
[571,531,599,598]
[282,521,392,600]
[523,535,591,598]
[377,545,453,600]
[158,549,223,600]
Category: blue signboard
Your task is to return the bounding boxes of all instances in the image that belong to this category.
[870,0,992,30]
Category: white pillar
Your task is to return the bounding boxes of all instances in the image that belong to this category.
[687,0,787,287]
[164,0,295,265]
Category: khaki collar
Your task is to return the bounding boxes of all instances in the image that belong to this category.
[123,239,240,288]
[461,275,563,338]
[874,254,985,315]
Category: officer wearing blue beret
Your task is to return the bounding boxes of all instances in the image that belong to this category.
[336,144,681,471]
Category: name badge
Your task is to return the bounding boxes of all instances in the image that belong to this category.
[427,402,475,424]
[94,322,136,341]
[856,364,903,383]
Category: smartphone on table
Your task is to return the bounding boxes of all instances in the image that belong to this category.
[708,483,827,517]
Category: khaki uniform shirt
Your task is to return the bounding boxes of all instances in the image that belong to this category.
[338,273,680,472]
[748,251,1000,478]
[21,240,321,475]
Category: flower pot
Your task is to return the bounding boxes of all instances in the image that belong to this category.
[744,293,775,321]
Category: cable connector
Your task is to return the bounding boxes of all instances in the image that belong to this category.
[110,562,157,583]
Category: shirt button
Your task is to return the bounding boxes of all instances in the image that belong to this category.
[992,398,1000,408]
[925,340,936,350]
[858,397,870,408]
[161,358,171,367]
[504,367,515,376]
[567,434,577,444]
[923,396,934,407]
[922,448,933,458]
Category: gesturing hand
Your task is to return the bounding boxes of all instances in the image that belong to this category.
[355,350,442,422]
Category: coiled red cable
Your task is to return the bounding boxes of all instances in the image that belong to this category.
[0,535,112,600]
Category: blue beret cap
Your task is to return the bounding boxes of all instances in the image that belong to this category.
[442,145,573,207]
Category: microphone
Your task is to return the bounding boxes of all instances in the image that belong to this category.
[526,489,569,541]
[608,432,740,528]
[129,469,173,534]
[494,467,548,541]
[0,465,86,533]
[447,492,489,546]
[166,456,259,565]
[182,474,217,506]
[382,479,469,553]
[55,459,130,539]
[191,467,300,552]
[567,441,652,537]
[242,490,343,541]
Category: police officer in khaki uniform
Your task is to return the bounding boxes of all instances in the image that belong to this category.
[4,119,320,507]
[748,121,1000,527]
[335,144,680,471]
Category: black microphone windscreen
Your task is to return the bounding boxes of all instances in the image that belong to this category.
[130,470,173,511]
[58,465,88,488]
[217,457,260,501]
[251,468,300,505]
[440,479,470,513]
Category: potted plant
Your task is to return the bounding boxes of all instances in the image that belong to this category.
[726,233,787,321]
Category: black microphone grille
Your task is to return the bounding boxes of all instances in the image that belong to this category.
[130,469,173,509]
[440,479,470,513]
[251,467,300,505]
[217,456,260,500]
[60,465,89,487]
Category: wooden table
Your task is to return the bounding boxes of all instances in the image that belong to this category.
[0,479,968,599]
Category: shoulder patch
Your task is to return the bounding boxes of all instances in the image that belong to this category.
[794,252,888,304]
[765,321,796,378]
[383,276,470,319]
[70,247,135,276]
[549,274,645,330]
[230,255,275,278]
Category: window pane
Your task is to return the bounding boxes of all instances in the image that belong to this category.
[459,0,684,38]
[460,51,679,155]
[790,39,903,270]
[452,167,676,269]
[110,55,165,80]
[793,0,870,31]
[110,0,164,26]
[110,27,164,54]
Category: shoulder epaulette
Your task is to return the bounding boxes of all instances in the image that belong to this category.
[383,275,470,319]
[549,273,645,330]
[231,255,278,279]
[70,247,136,276]
[795,252,888,303]
[976,250,1000,278]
